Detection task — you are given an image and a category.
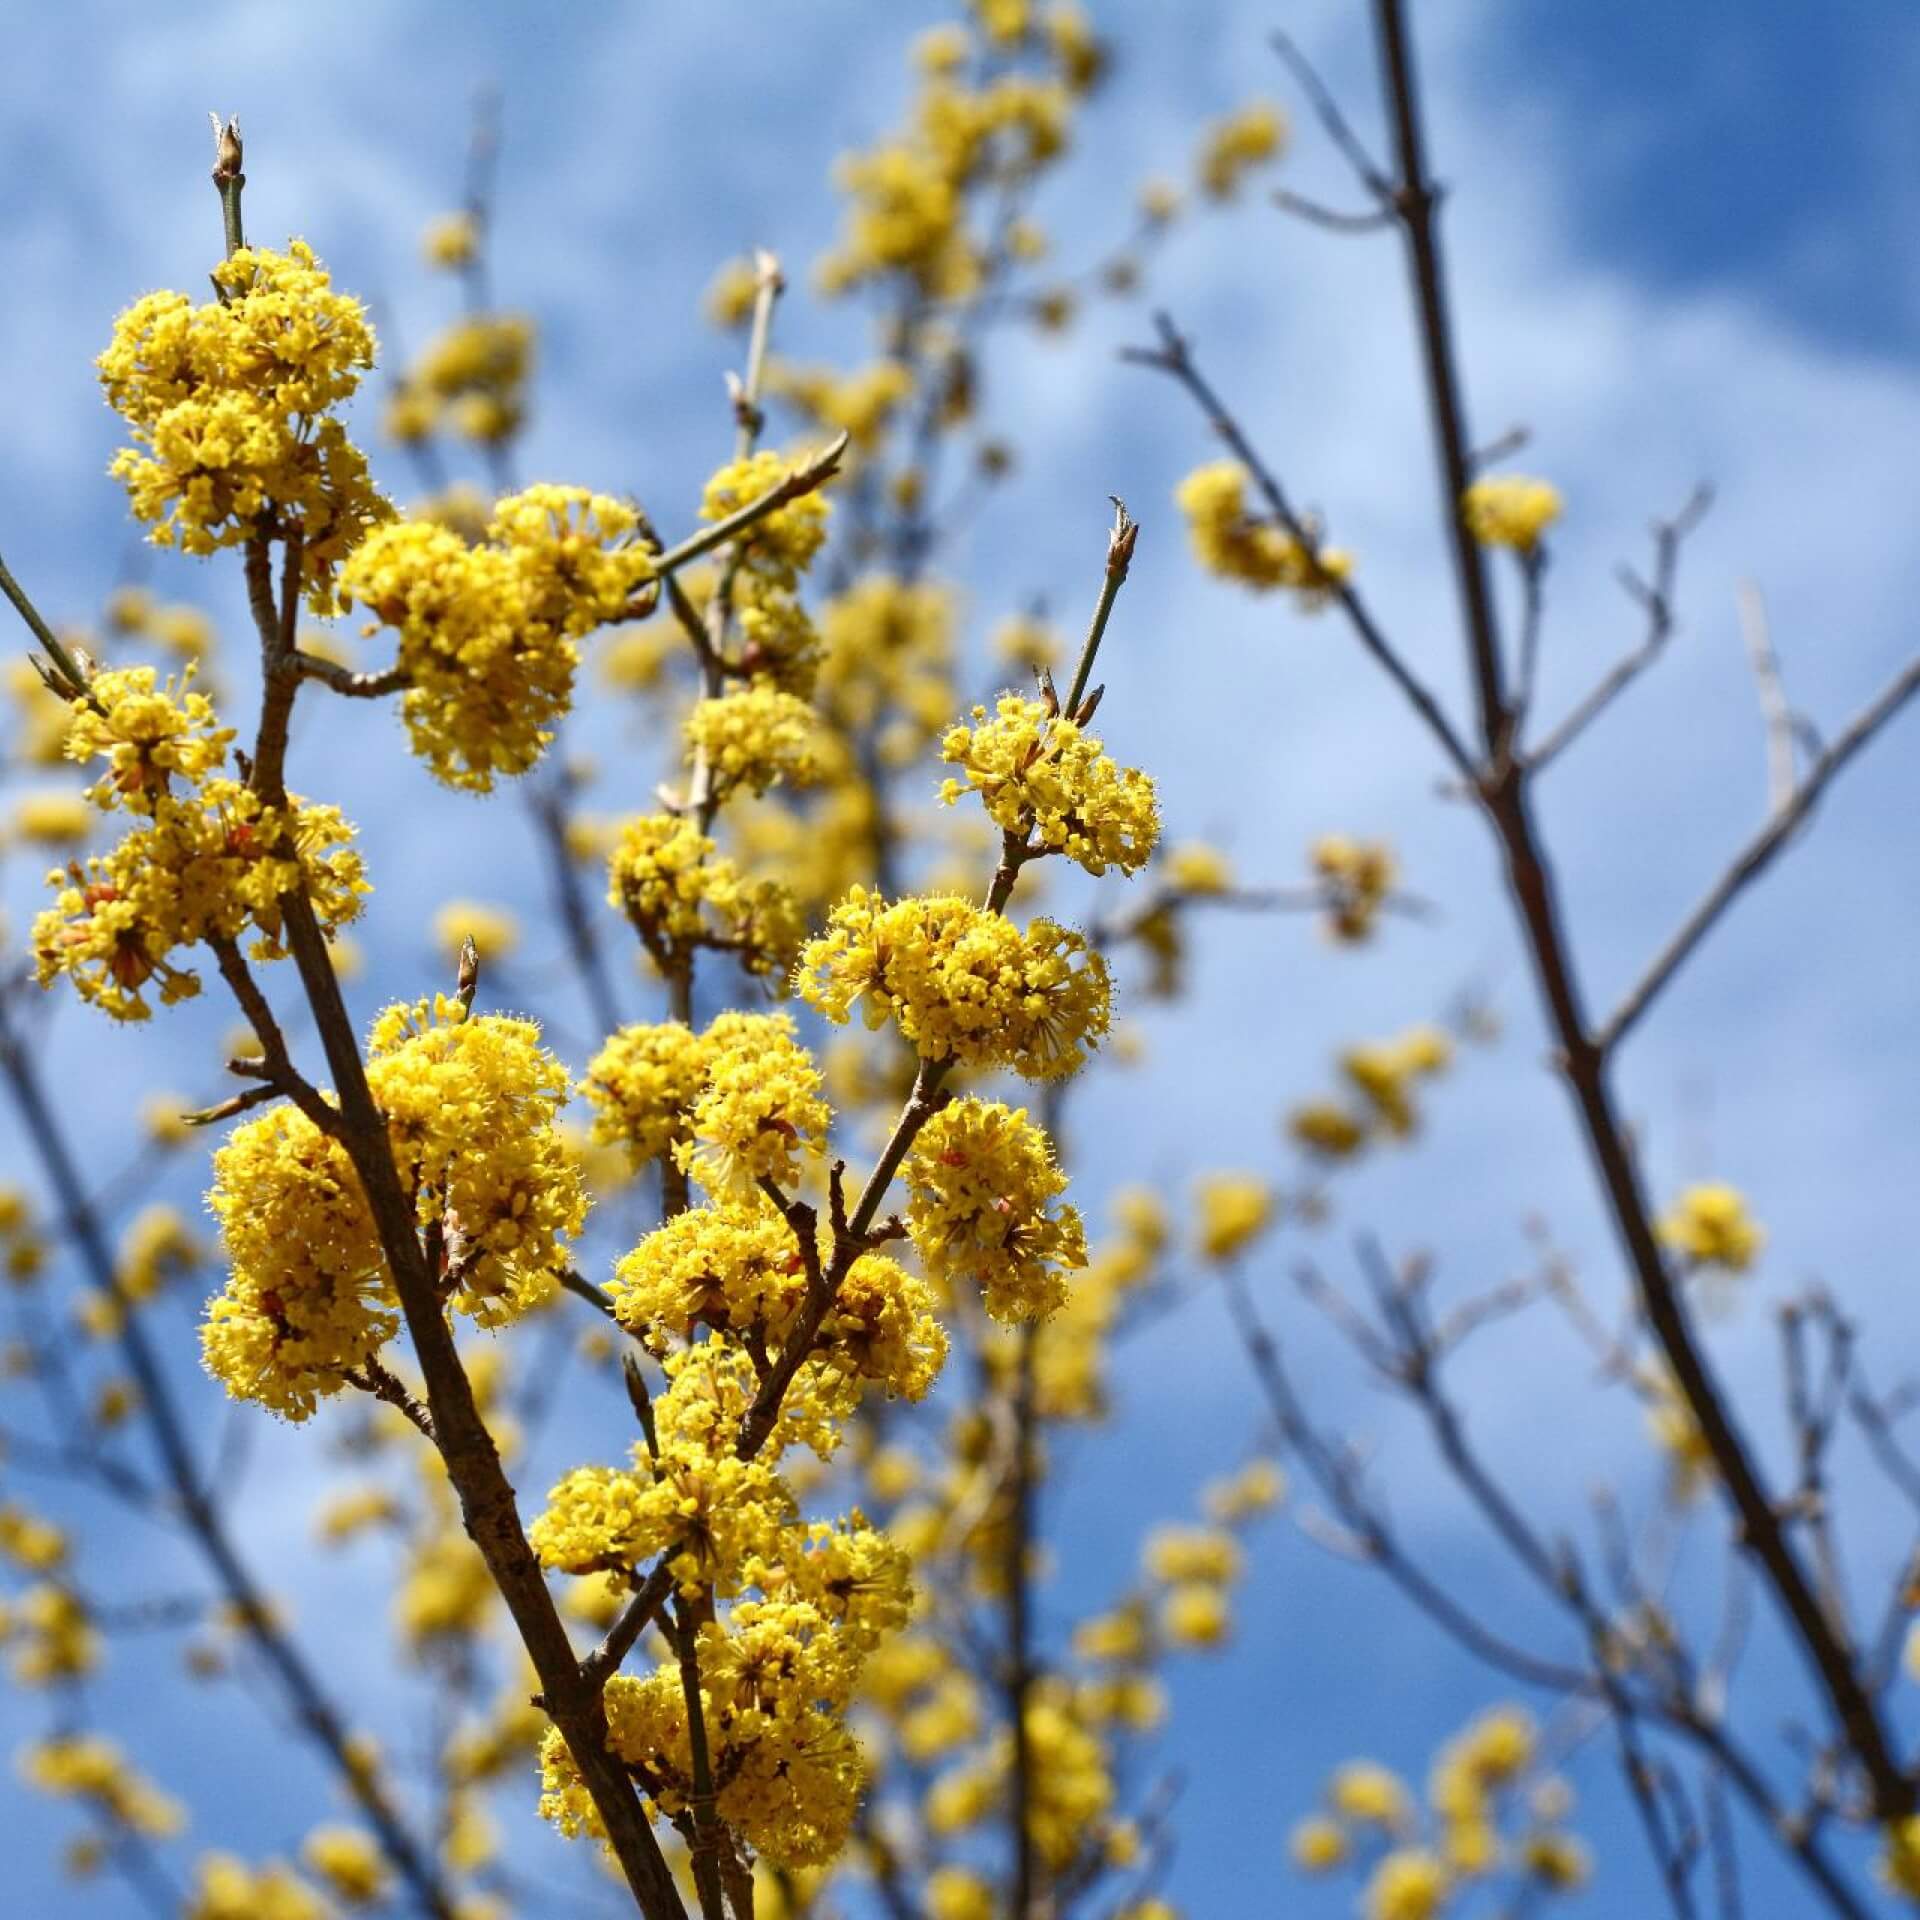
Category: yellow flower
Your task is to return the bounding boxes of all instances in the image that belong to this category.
[1177,460,1350,602]
[1520,1831,1591,1889]
[904,1097,1087,1322]
[701,450,834,590]
[340,487,656,790]
[580,1021,714,1170]
[19,1734,182,1836]
[684,684,823,799]
[10,789,92,845]
[927,1866,995,1920]
[676,1010,829,1196]
[1311,834,1398,942]
[1194,1173,1275,1261]
[798,886,1110,1080]
[1161,1581,1230,1647]
[1144,1525,1241,1587]
[1657,1183,1764,1272]
[184,1854,327,1920]
[202,997,584,1418]
[97,242,388,613]
[1462,475,1562,552]
[301,1825,386,1905]
[940,692,1159,876]
[1364,1848,1450,1920]
[1197,101,1287,199]
[608,813,802,980]
[1330,1759,1413,1830]
[421,211,478,270]
[1291,1814,1349,1871]
[34,777,368,1022]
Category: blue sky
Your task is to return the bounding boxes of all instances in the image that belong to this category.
[4,2,1920,1915]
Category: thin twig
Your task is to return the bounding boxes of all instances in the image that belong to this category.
[1599,651,1920,1053]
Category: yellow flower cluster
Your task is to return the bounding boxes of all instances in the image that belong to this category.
[1657,1183,1764,1272]
[818,59,1080,299]
[1311,834,1398,942]
[611,1191,946,1402]
[201,1100,401,1421]
[19,1733,183,1836]
[925,1681,1116,1871]
[1340,1025,1453,1138]
[1294,1712,1589,1907]
[1461,475,1562,552]
[798,887,1111,1079]
[33,668,367,1020]
[1197,101,1287,199]
[202,997,584,1418]
[62,664,230,807]
[5,1582,99,1684]
[766,358,916,453]
[579,1019,715,1170]
[684,684,823,799]
[537,1363,916,1865]
[386,313,535,446]
[940,693,1159,876]
[903,1097,1087,1321]
[1176,460,1352,603]
[97,242,387,612]
[701,451,833,590]
[421,211,478,270]
[184,1854,328,1920]
[816,573,958,763]
[677,1010,831,1196]
[1194,1173,1276,1262]
[364,996,586,1322]
[300,1826,386,1905]
[607,812,803,979]
[339,485,657,789]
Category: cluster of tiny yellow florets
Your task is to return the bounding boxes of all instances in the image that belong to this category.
[798,886,1111,1079]
[31,666,367,1019]
[1461,475,1562,553]
[1194,1173,1277,1262]
[1657,1183,1764,1273]
[1197,101,1287,199]
[904,1097,1087,1320]
[579,1020,716,1171]
[1285,1024,1454,1164]
[386,313,535,447]
[338,486,657,789]
[97,242,388,612]
[610,1190,946,1406]
[939,692,1159,876]
[201,997,583,1418]
[676,1010,831,1196]
[534,1347,916,1867]
[1311,834,1398,942]
[1290,1709,1590,1913]
[701,451,833,590]
[684,683,823,799]
[1176,460,1352,603]
[606,812,803,979]
[18,1733,184,1839]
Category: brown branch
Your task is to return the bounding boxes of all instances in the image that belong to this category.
[227,470,686,1915]
[1121,312,1478,783]
[296,651,408,698]
[1527,487,1712,770]
[0,993,459,1920]
[1364,0,1915,1825]
[651,429,848,578]
[1598,651,1920,1053]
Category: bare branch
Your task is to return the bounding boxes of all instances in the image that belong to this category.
[1600,651,1920,1052]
